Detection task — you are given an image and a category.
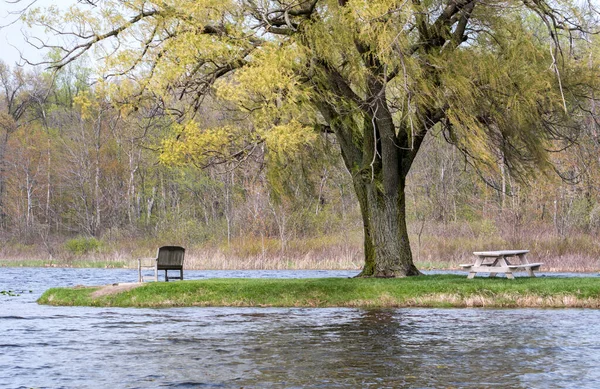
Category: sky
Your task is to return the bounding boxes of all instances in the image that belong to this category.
[2,0,600,69]
[0,0,75,67]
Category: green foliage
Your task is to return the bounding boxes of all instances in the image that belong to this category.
[64,237,103,255]
[570,197,594,230]
[29,0,595,183]
[160,123,239,167]
[457,204,481,222]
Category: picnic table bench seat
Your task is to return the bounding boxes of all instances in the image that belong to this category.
[507,263,543,269]
[459,262,543,269]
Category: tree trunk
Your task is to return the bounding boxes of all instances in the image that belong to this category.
[0,129,9,229]
[354,174,421,277]
[316,70,435,277]
[46,138,51,224]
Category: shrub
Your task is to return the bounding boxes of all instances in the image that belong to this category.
[64,237,103,255]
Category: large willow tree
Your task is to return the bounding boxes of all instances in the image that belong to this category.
[29,0,599,276]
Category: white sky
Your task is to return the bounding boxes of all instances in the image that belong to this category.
[0,0,76,68]
[2,0,600,69]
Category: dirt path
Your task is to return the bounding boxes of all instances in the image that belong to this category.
[90,282,144,298]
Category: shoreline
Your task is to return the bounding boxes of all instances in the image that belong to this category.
[2,261,599,274]
[37,275,600,309]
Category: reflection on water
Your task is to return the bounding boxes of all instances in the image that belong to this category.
[1,268,600,388]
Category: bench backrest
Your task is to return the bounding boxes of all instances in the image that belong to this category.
[157,246,185,266]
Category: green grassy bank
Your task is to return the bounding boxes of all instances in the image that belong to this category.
[38,275,600,308]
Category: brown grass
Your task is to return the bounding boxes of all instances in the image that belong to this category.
[182,245,363,270]
[403,293,600,308]
[2,221,600,272]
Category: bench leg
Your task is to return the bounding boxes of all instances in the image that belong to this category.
[165,270,169,282]
[527,268,536,277]
[505,272,515,280]
[467,271,476,279]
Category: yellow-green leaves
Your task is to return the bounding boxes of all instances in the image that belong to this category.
[27,0,600,188]
[216,41,314,129]
[73,92,96,120]
[263,120,317,163]
[160,122,236,167]
[429,13,580,174]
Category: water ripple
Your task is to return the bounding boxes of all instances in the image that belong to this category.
[1,268,600,388]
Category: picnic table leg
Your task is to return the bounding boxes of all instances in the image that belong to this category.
[518,252,537,277]
[488,256,501,278]
[467,256,485,279]
[518,253,529,264]
[526,267,536,277]
[498,256,514,279]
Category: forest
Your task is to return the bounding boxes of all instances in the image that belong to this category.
[1,58,599,271]
[1,0,600,273]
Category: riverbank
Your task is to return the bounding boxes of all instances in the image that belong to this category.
[0,260,127,268]
[37,275,600,308]
[0,259,443,270]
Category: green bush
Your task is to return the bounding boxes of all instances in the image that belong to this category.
[471,219,497,237]
[457,204,481,222]
[65,237,103,255]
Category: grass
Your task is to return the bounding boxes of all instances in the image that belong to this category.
[4,223,600,271]
[37,275,600,308]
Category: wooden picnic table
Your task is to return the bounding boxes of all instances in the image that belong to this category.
[460,250,543,279]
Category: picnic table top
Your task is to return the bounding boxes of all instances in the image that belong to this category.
[472,250,529,257]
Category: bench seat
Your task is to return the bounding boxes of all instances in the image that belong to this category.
[507,263,543,269]
[461,263,543,271]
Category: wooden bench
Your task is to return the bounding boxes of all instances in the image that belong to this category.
[138,246,185,282]
[460,250,543,279]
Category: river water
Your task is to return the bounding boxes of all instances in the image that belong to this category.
[1,267,600,388]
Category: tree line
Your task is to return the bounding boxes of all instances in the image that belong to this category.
[1,58,599,269]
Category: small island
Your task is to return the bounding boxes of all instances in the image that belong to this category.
[38,275,600,309]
